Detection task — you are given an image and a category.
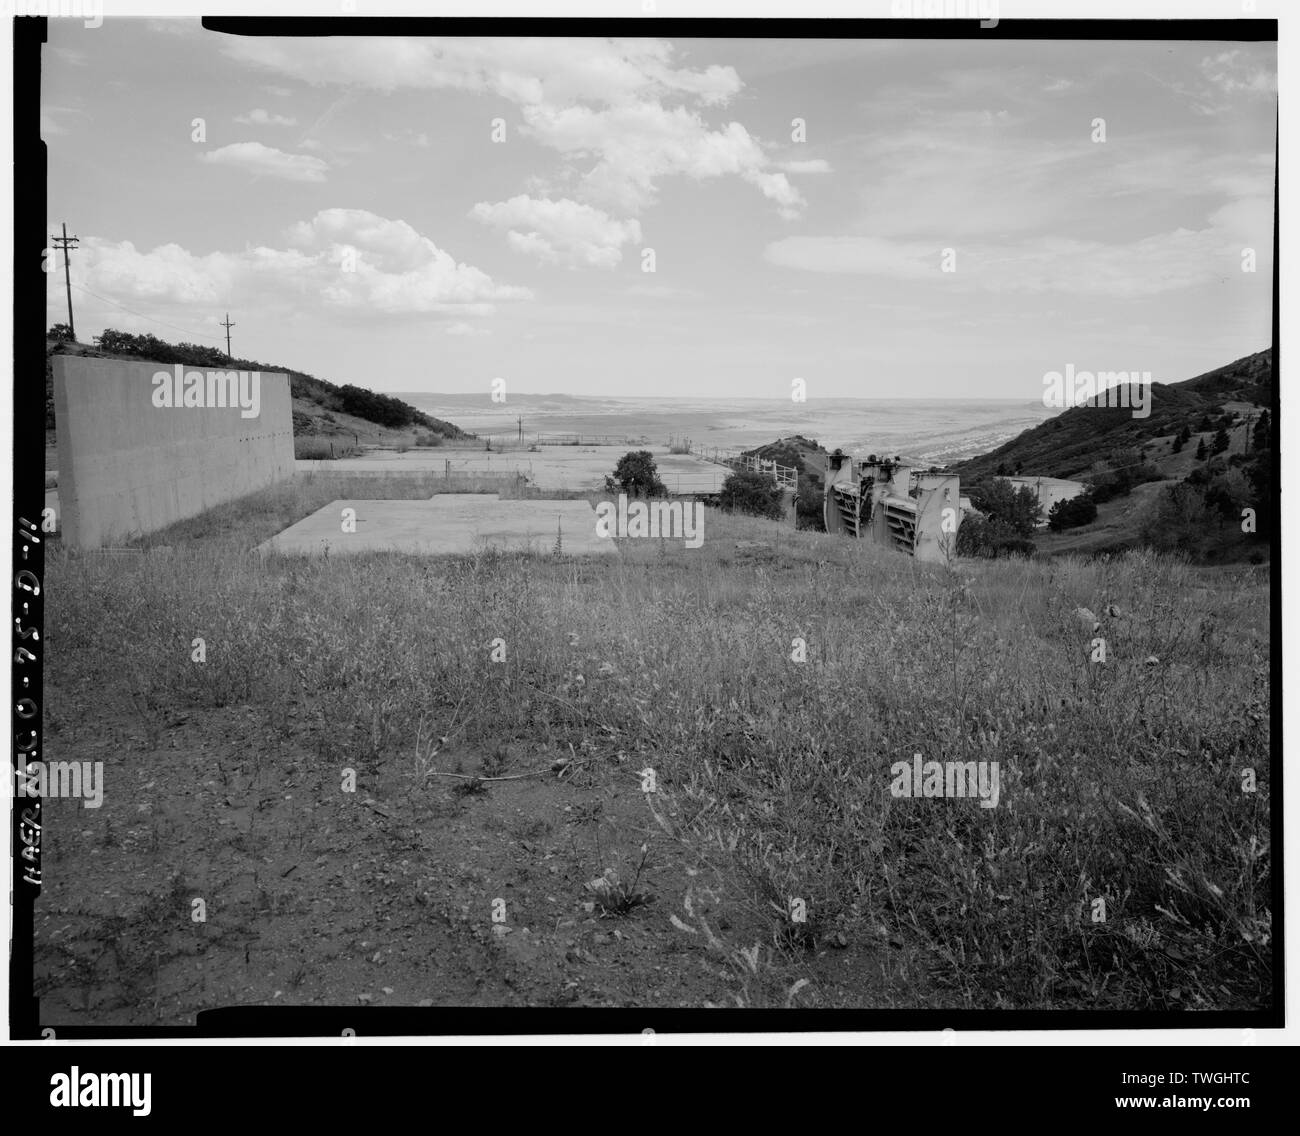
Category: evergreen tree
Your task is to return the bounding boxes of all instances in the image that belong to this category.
[1253,410,1271,453]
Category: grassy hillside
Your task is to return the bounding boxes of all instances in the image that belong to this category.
[951,350,1274,564]
[45,329,471,447]
[956,350,1272,482]
[36,482,1271,1015]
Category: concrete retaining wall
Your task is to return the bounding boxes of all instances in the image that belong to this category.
[53,357,294,548]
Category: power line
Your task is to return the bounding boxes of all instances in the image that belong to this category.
[67,283,224,343]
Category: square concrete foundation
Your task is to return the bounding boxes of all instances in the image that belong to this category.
[256,494,617,557]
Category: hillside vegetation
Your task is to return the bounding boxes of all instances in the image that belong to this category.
[45,328,470,445]
[956,350,1272,482]
[951,350,1274,564]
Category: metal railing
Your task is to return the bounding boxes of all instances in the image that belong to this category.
[670,438,798,492]
[727,453,799,492]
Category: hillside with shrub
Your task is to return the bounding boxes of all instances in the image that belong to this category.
[955,349,1272,482]
[45,326,470,444]
[954,349,1273,564]
[739,435,830,530]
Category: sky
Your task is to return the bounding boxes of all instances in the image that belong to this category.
[42,21,1276,400]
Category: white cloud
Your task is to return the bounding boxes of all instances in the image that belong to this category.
[221,36,742,108]
[382,128,431,148]
[444,321,489,336]
[764,209,1274,298]
[199,142,329,183]
[59,210,530,319]
[222,36,802,220]
[470,195,642,268]
[522,100,803,217]
[145,19,201,38]
[625,283,700,299]
[764,236,937,281]
[263,84,294,97]
[779,158,832,174]
[235,108,299,127]
[1200,50,1277,96]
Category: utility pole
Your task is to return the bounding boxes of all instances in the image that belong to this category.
[52,222,78,341]
[220,313,236,360]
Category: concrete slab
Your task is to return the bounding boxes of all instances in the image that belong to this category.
[256,495,617,558]
[296,443,728,495]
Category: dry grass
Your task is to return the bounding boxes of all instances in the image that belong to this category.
[45,478,1272,1009]
[293,437,363,460]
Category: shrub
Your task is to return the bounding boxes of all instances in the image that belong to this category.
[1202,468,1253,523]
[1253,410,1271,453]
[956,513,1036,559]
[1047,494,1098,532]
[294,437,360,460]
[795,472,825,531]
[719,470,785,521]
[605,451,667,498]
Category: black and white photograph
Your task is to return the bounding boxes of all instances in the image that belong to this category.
[6,1,1284,1055]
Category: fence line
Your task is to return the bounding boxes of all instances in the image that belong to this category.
[476,432,652,449]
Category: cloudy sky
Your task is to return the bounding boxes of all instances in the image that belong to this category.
[43,21,1275,399]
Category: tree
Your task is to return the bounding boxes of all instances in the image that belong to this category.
[975,477,1041,535]
[1211,426,1230,455]
[1195,437,1208,461]
[1202,467,1252,524]
[718,470,784,520]
[605,450,666,498]
[1047,494,1098,532]
[1171,433,1184,454]
[1142,484,1212,552]
[1253,410,1270,453]
[48,323,74,342]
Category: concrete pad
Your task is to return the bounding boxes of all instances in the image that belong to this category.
[256,495,617,557]
[296,443,728,495]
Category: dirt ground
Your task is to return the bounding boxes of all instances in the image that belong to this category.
[33,690,917,1023]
